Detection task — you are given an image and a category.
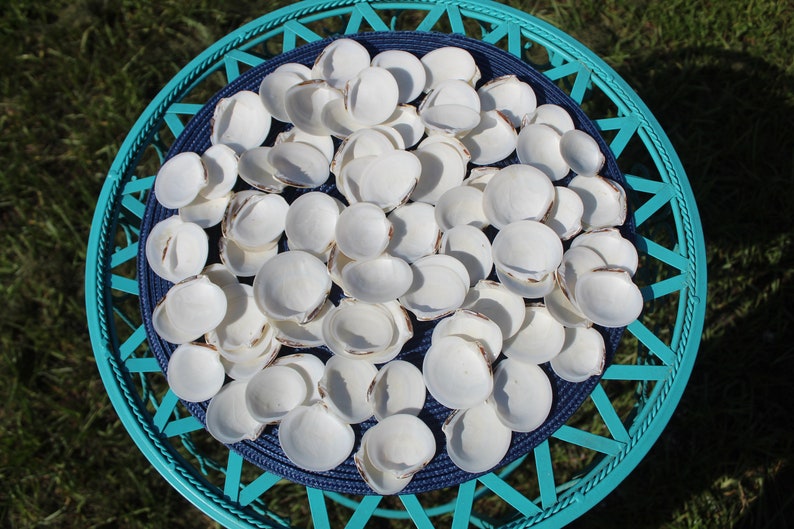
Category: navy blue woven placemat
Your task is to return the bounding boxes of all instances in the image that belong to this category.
[138,31,633,495]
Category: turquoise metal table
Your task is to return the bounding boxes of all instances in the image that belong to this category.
[85,1,707,527]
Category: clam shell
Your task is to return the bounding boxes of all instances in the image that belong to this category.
[482,164,554,229]
[284,79,343,136]
[495,267,557,299]
[200,144,238,199]
[330,127,395,176]
[341,254,413,303]
[399,254,470,321]
[439,225,493,287]
[524,103,575,135]
[151,297,198,345]
[218,236,279,278]
[417,134,472,164]
[490,358,553,432]
[284,192,344,259]
[245,365,309,423]
[206,379,265,444]
[463,166,500,191]
[201,263,239,289]
[318,354,377,424]
[359,414,436,478]
[252,250,331,323]
[550,327,606,382]
[278,402,355,471]
[259,68,311,123]
[570,227,638,276]
[434,185,488,231]
[179,191,231,229]
[502,304,566,364]
[205,282,275,363]
[367,360,426,420]
[420,104,481,135]
[237,146,286,193]
[220,345,279,381]
[145,215,208,283]
[311,38,371,89]
[381,104,425,149]
[163,275,228,341]
[271,299,333,349]
[386,202,442,263]
[223,190,289,250]
[443,402,512,473]
[544,186,584,240]
[462,280,527,340]
[432,309,503,363]
[421,46,480,91]
[154,151,207,209]
[268,141,330,188]
[411,141,467,205]
[166,342,225,403]
[355,442,413,495]
[460,110,518,165]
[491,220,563,283]
[423,335,492,409]
[274,128,335,163]
[336,154,376,204]
[568,175,628,229]
[211,90,272,154]
[334,202,392,261]
[357,150,421,211]
[273,352,327,404]
[515,123,570,182]
[543,280,592,328]
[477,74,537,128]
[560,129,605,176]
[574,268,643,327]
[345,66,399,126]
[558,246,607,297]
[371,49,426,104]
[321,97,368,138]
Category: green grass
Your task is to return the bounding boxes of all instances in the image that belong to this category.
[2,0,793,527]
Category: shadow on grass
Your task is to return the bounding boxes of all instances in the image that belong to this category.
[569,48,794,528]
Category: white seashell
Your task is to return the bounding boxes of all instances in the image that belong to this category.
[369,124,407,150]
[259,68,311,123]
[163,275,228,341]
[274,128,335,163]
[154,152,207,209]
[477,75,537,128]
[322,298,410,364]
[439,225,493,287]
[268,141,330,188]
[245,365,309,423]
[273,352,327,404]
[371,50,426,103]
[220,345,278,381]
[399,254,470,320]
[336,154,376,204]
[381,104,425,148]
[411,141,467,204]
[492,220,563,283]
[237,146,286,193]
[495,267,557,299]
[463,166,500,191]
[311,38,371,89]
[502,304,565,364]
[462,280,527,340]
[386,202,442,263]
[274,62,313,77]
[574,268,643,327]
[166,342,225,403]
[560,129,605,176]
[219,236,279,278]
[423,335,492,409]
[443,402,511,474]
[558,246,607,297]
[321,97,369,139]
[284,192,344,259]
[201,263,239,289]
[145,215,208,283]
[330,127,395,176]
[334,202,392,260]
[211,90,272,154]
[460,110,518,165]
[568,175,628,229]
[284,79,343,136]
[345,66,400,126]
[206,379,265,444]
[489,358,553,432]
[421,46,480,91]
[368,360,426,420]
[550,327,606,382]
[515,123,570,181]
[357,150,421,212]
[523,104,575,135]
[278,402,355,471]
[179,190,231,229]
[318,354,377,424]
[543,280,592,328]
[355,442,413,495]
[360,414,436,477]
[271,299,333,349]
[434,185,488,231]
[252,250,331,323]
[570,227,638,276]
[151,297,197,345]
[544,186,584,240]
[341,254,413,303]
[205,282,275,362]
[420,104,481,135]
[223,190,289,250]
[482,164,554,229]
[432,309,502,363]
[327,244,355,287]
[200,144,239,199]
[418,134,472,164]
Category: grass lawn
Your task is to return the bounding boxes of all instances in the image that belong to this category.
[1,0,793,527]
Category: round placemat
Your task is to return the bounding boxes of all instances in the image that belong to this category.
[137,30,634,495]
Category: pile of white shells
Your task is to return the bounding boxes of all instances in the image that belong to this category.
[146,38,643,495]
